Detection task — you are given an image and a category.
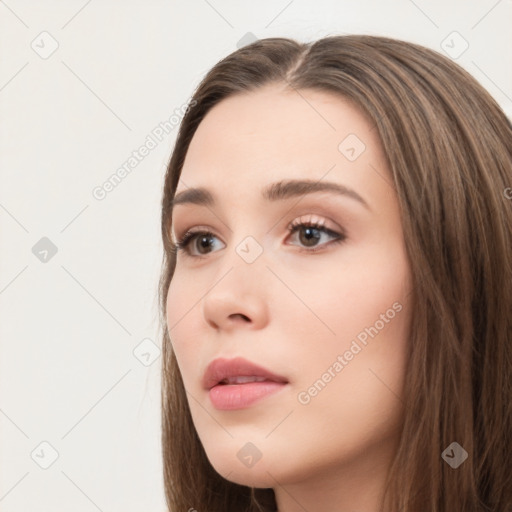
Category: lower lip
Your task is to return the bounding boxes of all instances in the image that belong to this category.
[209,381,287,410]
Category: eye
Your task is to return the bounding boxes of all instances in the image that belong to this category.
[173,229,223,258]
[287,216,346,253]
[172,216,346,259]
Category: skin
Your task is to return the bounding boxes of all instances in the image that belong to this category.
[166,83,413,512]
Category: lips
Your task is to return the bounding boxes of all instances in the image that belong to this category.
[203,357,289,410]
[202,356,288,390]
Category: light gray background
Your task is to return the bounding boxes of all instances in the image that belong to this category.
[1,1,511,511]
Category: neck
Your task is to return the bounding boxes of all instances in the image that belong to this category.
[273,433,397,512]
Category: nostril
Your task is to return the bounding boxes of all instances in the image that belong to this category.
[230,313,250,322]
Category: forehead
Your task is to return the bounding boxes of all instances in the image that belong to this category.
[176,84,389,205]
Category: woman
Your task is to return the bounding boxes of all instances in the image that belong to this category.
[158,35,512,511]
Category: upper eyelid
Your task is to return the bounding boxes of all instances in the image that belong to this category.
[173,214,339,241]
[170,193,360,236]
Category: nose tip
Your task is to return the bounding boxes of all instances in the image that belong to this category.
[202,260,270,331]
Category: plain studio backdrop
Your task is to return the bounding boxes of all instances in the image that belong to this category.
[0,1,511,511]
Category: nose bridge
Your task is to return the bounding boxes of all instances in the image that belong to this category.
[222,208,269,270]
[217,231,268,290]
[202,230,271,330]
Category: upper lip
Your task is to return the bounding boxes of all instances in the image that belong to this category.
[202,357,289,390]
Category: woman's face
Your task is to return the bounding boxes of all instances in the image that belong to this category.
[166,83,412,500]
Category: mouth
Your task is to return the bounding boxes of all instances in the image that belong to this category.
[203,357,289,410]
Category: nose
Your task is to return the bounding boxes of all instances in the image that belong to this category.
[202,256,270,332]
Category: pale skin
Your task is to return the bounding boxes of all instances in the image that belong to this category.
[166,83,413,512]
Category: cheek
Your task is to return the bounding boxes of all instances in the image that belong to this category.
[165,275,203,386]
[270,288,411,483]
[287,243,411,425]
[275,240,410,358]
[302,297,410,442]
[165,271,188,329]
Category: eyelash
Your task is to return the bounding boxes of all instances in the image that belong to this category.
[172,217,346,258]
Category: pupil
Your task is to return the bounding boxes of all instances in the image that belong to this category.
[301,227,320,247]
[198,235,212,253]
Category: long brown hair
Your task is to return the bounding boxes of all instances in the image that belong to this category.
[158,35,512,511]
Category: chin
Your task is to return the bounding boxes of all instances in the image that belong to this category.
[216,465,275,489]
[204,446,278,488]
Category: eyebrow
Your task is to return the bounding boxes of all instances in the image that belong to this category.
[170,179,370,212]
